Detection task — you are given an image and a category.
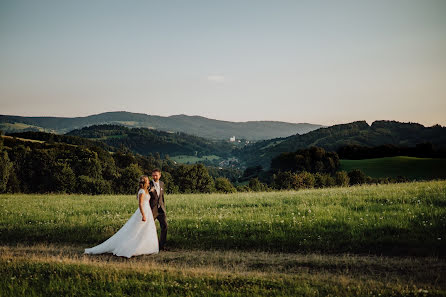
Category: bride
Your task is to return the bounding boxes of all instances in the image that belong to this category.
[84,175,159,258]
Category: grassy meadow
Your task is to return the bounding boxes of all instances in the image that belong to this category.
[340,156,446,180]
[1,180,445,296]
[170,154,222,164]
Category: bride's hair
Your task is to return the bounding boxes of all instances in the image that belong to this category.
[138,175,149,189]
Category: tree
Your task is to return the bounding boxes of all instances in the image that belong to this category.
[296,171,315,189]
[270,146,340,175]
[6,169,20,193]
[113,150,137,168]
[272,171,298,190]
[172,164,214,193]
[0,150,13,193]
[214,177,236,193]
[70,148,102,179]
[115,163,143,194]
[348,169,367,185]
[77,175,112,195]
[242,165,263,179]
[335,171,350,187]
[160,171,179,194]
[236,184,250,192]
[52,162,76,193]
[248,178,269,192]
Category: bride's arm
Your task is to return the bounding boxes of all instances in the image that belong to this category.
[138,192,147,221]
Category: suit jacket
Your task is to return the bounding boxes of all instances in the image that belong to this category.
[149,180,166,217]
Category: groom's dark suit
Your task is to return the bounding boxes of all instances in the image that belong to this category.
[149,180,168,250]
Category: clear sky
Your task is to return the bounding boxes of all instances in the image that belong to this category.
[1,0,445,126]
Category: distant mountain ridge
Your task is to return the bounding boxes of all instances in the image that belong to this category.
[236,120,446,168]
[0,111,323,140]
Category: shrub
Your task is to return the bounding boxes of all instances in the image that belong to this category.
[296,171,315,189]
[248,178,269,192]
[77,175,112,195]
[348,169,367,185]
[335,171,350,187]
[214,177,236,193]
[236,185,250,192]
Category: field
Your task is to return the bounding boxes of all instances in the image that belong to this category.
[340,156,446,180]
[170,154,222,164]
[1,181,445,296]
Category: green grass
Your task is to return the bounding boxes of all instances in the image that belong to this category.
[340,156,446,180]
[1,181,445,256]
[0,122,44,132]
[1,181,446,296]
[2,253,444,297]
[0,122,57,134]
[171,154,221,164]
[1,135,45,143]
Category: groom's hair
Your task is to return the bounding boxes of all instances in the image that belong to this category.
[152,168,161,174]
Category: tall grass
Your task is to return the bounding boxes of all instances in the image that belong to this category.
[1,180,445,256]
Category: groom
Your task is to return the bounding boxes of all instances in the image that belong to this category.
[149,168,168,251]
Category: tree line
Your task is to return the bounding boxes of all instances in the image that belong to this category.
[0,133,414,195]
[337,142,446,159]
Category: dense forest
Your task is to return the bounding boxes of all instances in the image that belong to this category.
[10,126,235,158]
[0,132,243,195]
[235,120,446,167]
[66,125,235,158]
[2,119,444,195]
[1,131,416,195]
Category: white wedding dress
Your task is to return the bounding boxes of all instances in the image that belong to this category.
[84,189,159,258]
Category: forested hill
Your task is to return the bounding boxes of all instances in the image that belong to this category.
[66,124,235,157]
[0,111,323,140]
[236,120,446,168]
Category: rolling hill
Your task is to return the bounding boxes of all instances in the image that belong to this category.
[236,120,446,168]
[339,156,446,180]
[0,111,323,140]
[65,124,235,157]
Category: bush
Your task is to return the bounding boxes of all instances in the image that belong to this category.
[76,175,112,195]
[248,178,269,192]
[173,164,214,193]
[272,171,298,190]
[335,171,350,187]
[348,169,367,185]
[314,173,324,188]
[52,162,76,193]
[236,185,250,192]
[214,177,236,193]
[0,150,13,193]
[159,171,179,194]
[296,171,315,189]
[114,163,143,194]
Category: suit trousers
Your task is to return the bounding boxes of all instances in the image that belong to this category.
[155,207,167,249]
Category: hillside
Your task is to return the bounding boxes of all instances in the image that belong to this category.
[0,111,323,140]
[66,124,235,157]
[237,120,446,167]
[340,156,446,180]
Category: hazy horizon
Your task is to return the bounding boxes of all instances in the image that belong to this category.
[3,110,445,129]
[1,0,445,127]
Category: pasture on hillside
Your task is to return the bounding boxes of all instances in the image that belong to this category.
[340,156,446,180]
[1,180,445,296]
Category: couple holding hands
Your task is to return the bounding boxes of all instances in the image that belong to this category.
[84,168,167,258]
